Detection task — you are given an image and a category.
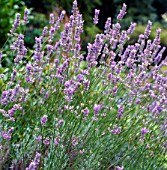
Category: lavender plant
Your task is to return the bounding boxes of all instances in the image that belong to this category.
[0,0,167,169]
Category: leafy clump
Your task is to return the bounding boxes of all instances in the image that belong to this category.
[0,0,167,169]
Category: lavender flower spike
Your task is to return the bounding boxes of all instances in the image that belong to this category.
[49,13,54,24]
[26,152,41,170]
[60,10,66,22]
[10,13,21,33]
[23,8,29,24]
[153,28,161,45]
[42,26,48,37]
[127,22,136,35]
[0,51,2,63]
[93,9,100,25]
[117,3,127,20]
[144,20,152,39]
[94,104,101,116]
[72,0,79,17]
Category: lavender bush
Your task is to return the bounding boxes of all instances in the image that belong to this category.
[0,0,167,169]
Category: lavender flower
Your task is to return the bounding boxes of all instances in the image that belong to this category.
[93,9,100,24]
[144,20,152,39]
[0,51,2,63]
[117,3,127,20]
[118,106,124,119]
[104,17,111,34]
[59,119,64,126]
[23,8,29,24]
[72,0,79,18]
[94,104,101,116]
[74,26,81,42]
[40,115,48,126]
[47,44,53,52]
[141,127,149,136]
[54,19,61,31]
[42,26,48,37]
[54,137,60,145]
[26,152,41,170]
[10,13,21,33]
[43,137,50,145]
[153,28,161,45]
[49,13,54,24]
[81,107,89,119]
[59,10,66,22]
[35,136,42,141]
[11,34,27,64]
[127,22,136,35]
[108,125,122,135]
[154,46,166,64]
[11,69,17,81]
[35,37,42,52]
[2,127,14,140]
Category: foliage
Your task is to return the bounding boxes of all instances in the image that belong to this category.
[0,0,26,47]
[24,12,48,47]
[0,1,167,169]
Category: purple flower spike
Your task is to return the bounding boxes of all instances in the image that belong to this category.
[26,152,41,170]
[72,0,79,17]
[104,17,112,34]
[35,37,42,52]
[118,106,124,119]
[0,51,2,62]
[117,3,127,21]
[76,74,83,82]
[49,13,54,24]
[60,10,66,22]
[2,127,14,140]
[127,22,136,35]
[94,104,101,116]
[23,8,29,24]
[42,26,48,37]
[82,107,89,119]
[111,125,122,135]
[93,9,100,25]
[10,13,21,33]
[144,20,152,39]
[153,28,161,45]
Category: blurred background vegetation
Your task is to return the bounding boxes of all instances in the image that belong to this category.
[1,0,167,66]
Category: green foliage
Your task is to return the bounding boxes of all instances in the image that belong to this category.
[24,12,48,47]
[0,0,26,47]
